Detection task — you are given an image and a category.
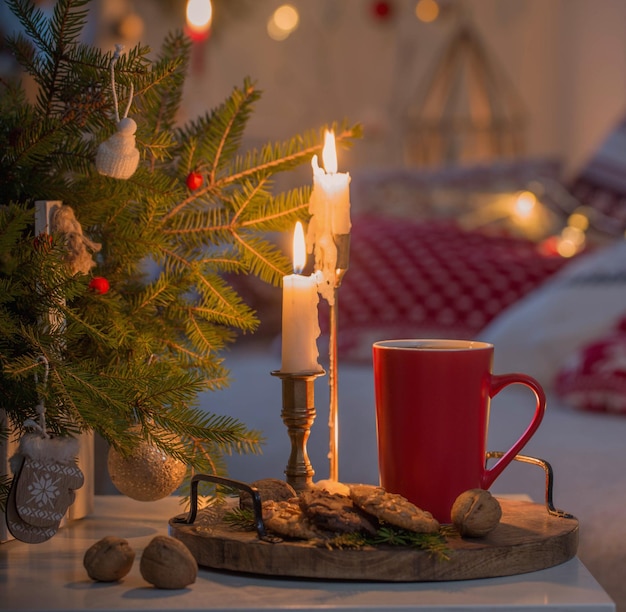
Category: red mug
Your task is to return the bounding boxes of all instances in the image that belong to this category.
[372,339,546,523]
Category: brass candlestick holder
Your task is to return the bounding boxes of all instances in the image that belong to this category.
[271,369,325,492]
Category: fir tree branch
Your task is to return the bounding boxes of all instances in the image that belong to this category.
[163,124,359,226]
[230,233,286,283]
[223,123,362,188]
[156,245,249,323]
[230,175,268,225]
[26,0,89,117]
[190,440,222,476]
[7,0,55,61]
[0,0,363,508]
[163,78,260,222]
[209,83,249,182]
[240,200,309,228]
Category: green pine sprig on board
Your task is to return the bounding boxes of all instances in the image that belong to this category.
[0,0,361,508]
[221,507,451,560]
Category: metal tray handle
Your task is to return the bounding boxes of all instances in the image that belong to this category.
[487,451,574,519]
[172,473,280,542]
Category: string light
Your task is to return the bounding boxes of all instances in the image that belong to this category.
[267,4,300,41]
[415,0,440,23]
[457,189,552,241]
[513,190,536,218]
[567,210,590,231]
[553,208,589,258]
[538,178,624,237]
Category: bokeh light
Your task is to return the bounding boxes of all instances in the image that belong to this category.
[186,0,213,38]
[267,4,300,41]
[415,0,440,23]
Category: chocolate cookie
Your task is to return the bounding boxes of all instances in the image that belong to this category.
[314,479,351,496]
[239,478,297,510]
[299,489,377,535]
[261,499,323,540]
[349,484,440,534]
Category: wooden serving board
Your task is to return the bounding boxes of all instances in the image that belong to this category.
[169,499,578,582]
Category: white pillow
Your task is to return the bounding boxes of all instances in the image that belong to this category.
[479,240,626,389]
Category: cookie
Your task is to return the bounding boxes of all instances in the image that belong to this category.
[349,484,440,534]
[299,489,377,535]
[314,479,351,496]
[261,499,323,540]
[239,478,297,510]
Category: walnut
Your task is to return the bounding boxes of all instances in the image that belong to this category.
[140,535,197,589]
[451,489,502,537]
[83,536,135,582]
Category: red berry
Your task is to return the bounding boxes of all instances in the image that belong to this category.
[89,276,110,295]
[186,171,203,191]
[33,233,53,252]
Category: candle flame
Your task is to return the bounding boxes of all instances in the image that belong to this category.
[292,221,306,274]
[311,154,323,178]
[322,130,337,174]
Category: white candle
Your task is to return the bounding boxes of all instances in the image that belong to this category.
[281,222,321,373]
[306,130,351,304]
[320,130,351,235]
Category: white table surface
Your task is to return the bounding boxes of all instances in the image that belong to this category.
[0,495,615,612]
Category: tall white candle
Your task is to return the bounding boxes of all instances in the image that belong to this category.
[306,130,351,304]
[281,222,321,373]
[320,130,351,235]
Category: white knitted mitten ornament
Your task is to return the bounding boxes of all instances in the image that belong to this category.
[96,45,139,179]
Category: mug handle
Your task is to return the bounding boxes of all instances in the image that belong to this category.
[480,373,547,490]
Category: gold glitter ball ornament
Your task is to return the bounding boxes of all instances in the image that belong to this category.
[107,440,187,501]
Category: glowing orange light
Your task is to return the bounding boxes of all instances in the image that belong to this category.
[557,225,586,258]
[186,0,212,40]
[513,191,536,218]
[556,239,578,258]
[322,130,337,174]
[562,226,585,247]
[567,211,589,231]
[267,4,299,41]
[415,0,440,23]
[292,221,306,273]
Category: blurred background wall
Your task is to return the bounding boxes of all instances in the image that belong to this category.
[2,0,626,176]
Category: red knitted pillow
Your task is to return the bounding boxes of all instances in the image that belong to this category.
[555,318,626,414]
[324,215,572,362]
